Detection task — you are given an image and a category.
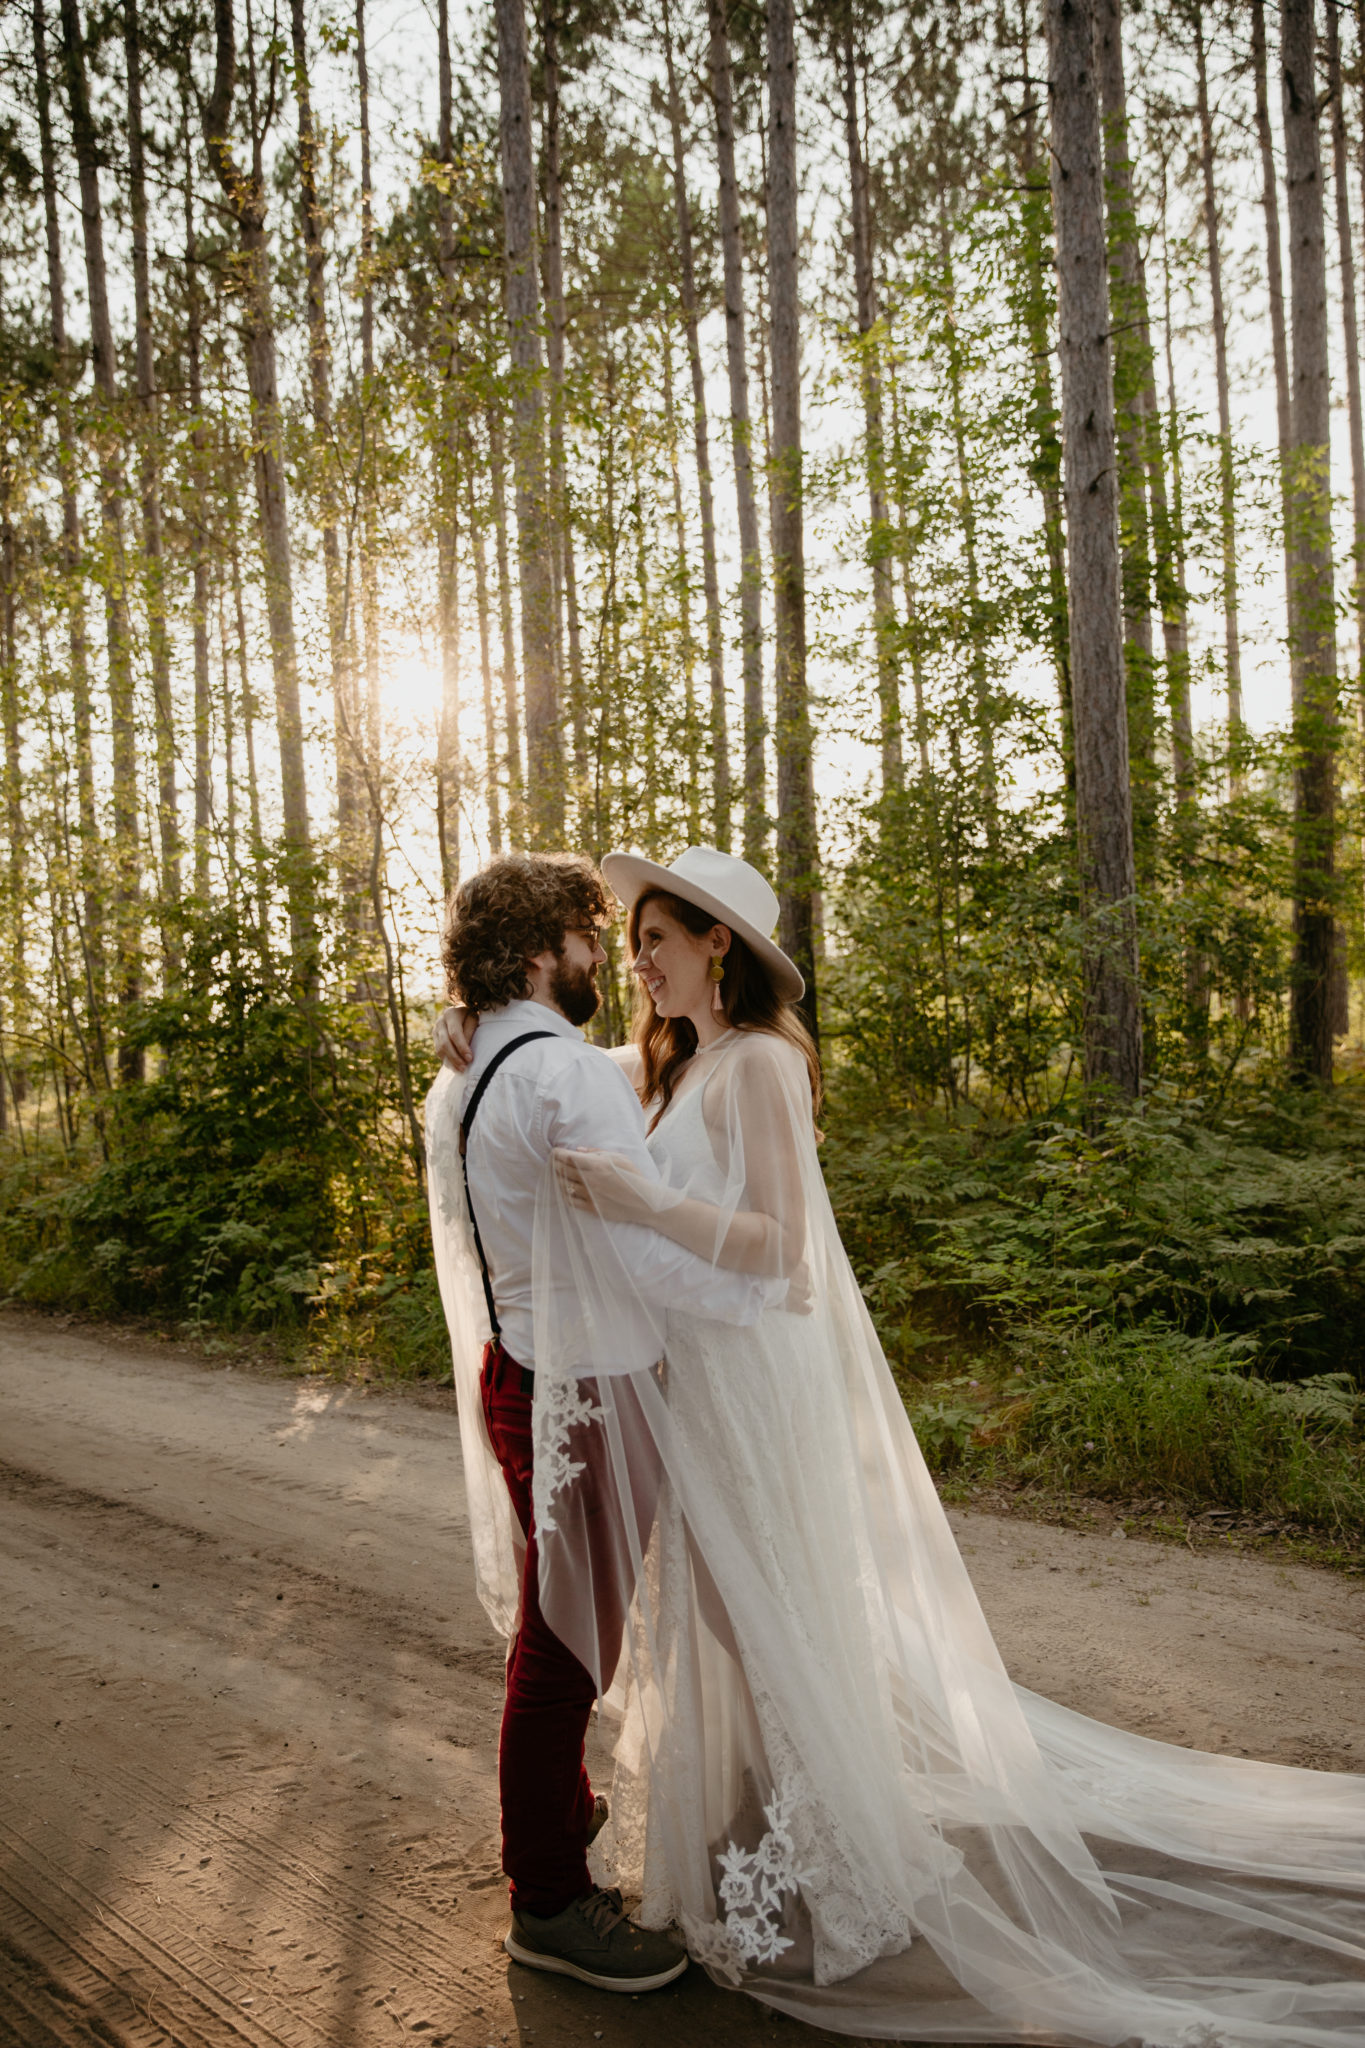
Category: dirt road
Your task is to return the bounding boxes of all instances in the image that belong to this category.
[1,1313,1361,2048]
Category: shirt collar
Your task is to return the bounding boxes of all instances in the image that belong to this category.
[479,997,584,1044]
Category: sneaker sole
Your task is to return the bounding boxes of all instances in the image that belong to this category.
[503,1931,688,1993]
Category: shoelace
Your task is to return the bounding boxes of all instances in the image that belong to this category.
[577,1886,626,1939]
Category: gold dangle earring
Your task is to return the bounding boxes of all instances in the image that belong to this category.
[709,956,726,1015]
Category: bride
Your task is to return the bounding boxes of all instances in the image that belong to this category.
[426,845,1365,2047]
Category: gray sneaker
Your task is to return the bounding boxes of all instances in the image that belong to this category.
[504,1885,688,1993]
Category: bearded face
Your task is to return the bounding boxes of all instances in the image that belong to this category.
[549,946,602,1026]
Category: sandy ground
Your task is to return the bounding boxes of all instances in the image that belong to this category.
[1,1311,1362,2048]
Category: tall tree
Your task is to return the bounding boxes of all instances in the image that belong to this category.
[289,0,361,913]
[1192,2,1244,759]
[182,118,213,901]
[60,0,142,1075]
[1281,0,1339,1083]
[1096,0,1155,881]
[1251,0,1293,639]
[839,7,901,795]
[707,0,766,867]
[1325,0,1365,704]
[124,0,180,936]
[1046,0,1142,1102]
[34,0,100,1006]
[539,0,587,791]
[766,0,819,1035]
[661,0,731,843]
[201,0,314,959]
[495,0,564,839]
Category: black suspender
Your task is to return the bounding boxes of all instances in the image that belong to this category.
[458,1030,556,1341]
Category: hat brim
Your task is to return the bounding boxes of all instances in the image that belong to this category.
[600,851,806,1002]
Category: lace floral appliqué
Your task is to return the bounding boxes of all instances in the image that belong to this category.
[532,1377,606,1535]
[684,1781,817,1983]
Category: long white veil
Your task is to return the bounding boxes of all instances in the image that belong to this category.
[427,1033,1365,2046]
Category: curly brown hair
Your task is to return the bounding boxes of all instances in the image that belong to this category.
[442,853,612,1013]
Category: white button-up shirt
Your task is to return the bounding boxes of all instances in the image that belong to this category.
[460,998,772,1371]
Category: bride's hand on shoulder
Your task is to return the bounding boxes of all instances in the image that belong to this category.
[434,1004,477,1070]
[553,1147,652,1223]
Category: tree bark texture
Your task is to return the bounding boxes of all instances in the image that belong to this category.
[124,0,180,929]
[60,0,142,1075]
[290,0,361,904]
[202,0,314,955]
[662,0,731,844]
[1193,4,1244,753]
[182,138,213,901]
[707,0,766,868]
[1012,15,1074,795]
[1096,0,1156,882]
[488,406,524,842]
[1046,0,1142,1103]
[1280,0,1339,1083]
[765,0,818,1037]
[1252,0,1294,639]
[539,1,588,792]
[1326,1,1365,687]
[35,0,100,990]
[495,0,563,841]
[840,15,901,795]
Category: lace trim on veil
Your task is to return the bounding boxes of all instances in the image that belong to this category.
[531,1377,606,1535]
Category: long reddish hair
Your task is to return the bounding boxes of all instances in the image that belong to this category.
[627,890,822,1128]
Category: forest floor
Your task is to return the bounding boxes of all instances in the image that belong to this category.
[2,1311,1363,2048]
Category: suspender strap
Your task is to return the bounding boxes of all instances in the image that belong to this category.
[458,1030,556,1341]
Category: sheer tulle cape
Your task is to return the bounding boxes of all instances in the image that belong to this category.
[425,1039,1365,2047]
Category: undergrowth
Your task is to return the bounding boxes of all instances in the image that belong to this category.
[823,1075,1365,1538]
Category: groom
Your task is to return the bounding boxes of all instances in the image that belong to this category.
[439,851,773,1994]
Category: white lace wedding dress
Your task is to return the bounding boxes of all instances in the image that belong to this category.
[426,1032,1365,2046]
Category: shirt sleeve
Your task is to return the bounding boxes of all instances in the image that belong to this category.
[543,1049,780,1324]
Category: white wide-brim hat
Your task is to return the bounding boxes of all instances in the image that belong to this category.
[600,845,805,1002]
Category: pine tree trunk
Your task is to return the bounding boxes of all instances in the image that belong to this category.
[1096,0,1156,883]
[1046,0,1142,1103]
[662,0,731,844]
[1194,3,1244,760]
[494,0,563,842]
[1253,0,1294,640]
[939,216,997,833]
[1326,1,1365,699]
[488,405,524,842]
[707,0,766,867]
[356,0,382,811]
[467,447,502,853]
[437,512,461,894]
[766,0,818,1037]
[0,479,23,1098]
[1012,19,1074,795]
[539,2,588,794]
[60,0,142,1078]
[1151,161,1194,818]
[1281,0,1339,1084]
[202,0,314,961]
[1324,0,1355,1044]
[182,135,213,901]
[124,0,180,938]
[34,0,100,1006]
[840,11,901,794]
[662,326,703,840]
[290,0,361,914]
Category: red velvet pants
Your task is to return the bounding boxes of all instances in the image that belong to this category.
[479,1341,599,1918]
